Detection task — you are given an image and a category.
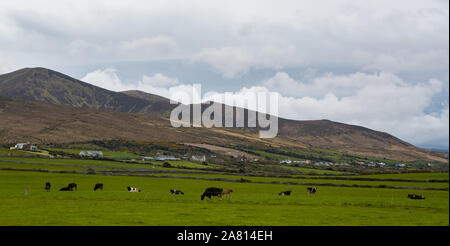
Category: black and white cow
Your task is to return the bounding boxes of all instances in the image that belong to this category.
[59,185,73,191]
[68,183,77,190]
[201,187,223,200]
[408,194,425,200]
[307,187,317,194]
[128,187,141,192]
[170,189,184,195]
[45,182,51,192]
[94,183,103,191]
[278,190,291,196]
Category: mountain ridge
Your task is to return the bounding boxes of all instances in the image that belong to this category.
[0,67,448,163]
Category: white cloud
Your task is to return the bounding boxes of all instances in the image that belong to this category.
[2,0,446,77]
[119,35,178,58]
[81,68,130,91]
[80,68,194,102]
[193,45,302,78]
[141,73,179,88]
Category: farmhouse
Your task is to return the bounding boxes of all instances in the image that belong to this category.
[10,143,38,151]
[79,151,103,158]
[191,155,206,162]
[280,159,292,164]
[155,155,180,161]
[142,156,155,161]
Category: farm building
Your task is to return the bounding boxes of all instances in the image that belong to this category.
[79,151,103,158]
[10,143,38,151]
[191,155,206,162]
[280,159,292,164]
[142,157,155,161]
[155,155,180,161]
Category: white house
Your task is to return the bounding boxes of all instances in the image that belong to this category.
[280,159,292,164]
[10,143,38,151]
[80,151,103,158]
[191,155,206,162]
[155,155,180,161]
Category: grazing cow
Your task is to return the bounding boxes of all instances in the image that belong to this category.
[127,187,141,192]
[408,194,425,200]
[279,190,291,196]
[45,182,51,192]
[170,189,184,195]
[222,189,233,200]
[307,187,317,194]
[68,183,77,190]
[59,186,73,191]
[94,183,103,191]
[201,187,223,200]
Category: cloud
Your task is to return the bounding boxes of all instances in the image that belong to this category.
[193,45,302,78]
[2,0,447,77]
[81,68,194,101]
[119,36,178,58]
[81,68,130,91]
[140,73,179,88]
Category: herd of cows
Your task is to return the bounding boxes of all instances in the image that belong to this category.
[42,182,320,200]
[43,182,426,200]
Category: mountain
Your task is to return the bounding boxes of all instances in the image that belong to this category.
[0,67,448,163]
[0,67,174,116]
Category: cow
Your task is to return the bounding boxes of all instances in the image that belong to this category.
[127,187,141,192]
[68,183,77,190]
[170,189,184,195]
[408,194,425,200]
[94,183,103,191]
[45,182,51,192]
[279,190,291,196]
[222,189,233,200]
[307,187,317,194]
[59,186,73,191]
[201,187,223,200]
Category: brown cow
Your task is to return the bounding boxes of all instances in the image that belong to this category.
[222,189,233,200]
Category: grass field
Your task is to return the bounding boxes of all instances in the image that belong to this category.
[0,148,448,226]
[0,168,448,226]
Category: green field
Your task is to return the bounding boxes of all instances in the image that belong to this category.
[0,146,448,226]
[0,168,448,226]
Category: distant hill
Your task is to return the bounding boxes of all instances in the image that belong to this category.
[0,67,174,116]
[0,67,448,163]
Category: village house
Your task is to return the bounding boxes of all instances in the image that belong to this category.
[79,151,103,158]
[10,143,38,151]
[155,155,180,161]
[191,155,206,162]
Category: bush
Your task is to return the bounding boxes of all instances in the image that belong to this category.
[163,162,172,168]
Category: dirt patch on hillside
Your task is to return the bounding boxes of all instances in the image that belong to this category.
[184,143,258,158]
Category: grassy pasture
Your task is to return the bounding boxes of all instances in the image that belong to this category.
[350,172,449,181]
[0,156,216,173]
[1,158,447,190]
[0,170,448,226]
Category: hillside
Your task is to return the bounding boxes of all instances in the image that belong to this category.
[0,67,173,116]
[0,68,448,163]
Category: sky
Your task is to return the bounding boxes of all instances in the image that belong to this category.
[0,0,448,149]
